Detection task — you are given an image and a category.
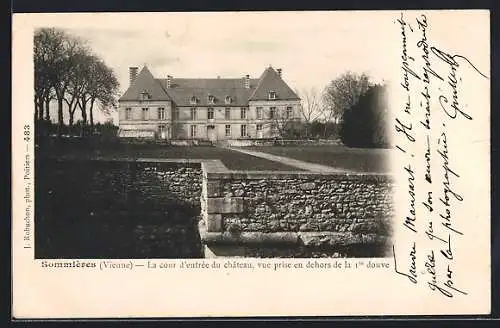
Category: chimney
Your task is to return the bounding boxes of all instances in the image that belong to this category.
[129,67,139,86]
[277,68,282,77]
[245,74,250,89]
[167,75,172,88]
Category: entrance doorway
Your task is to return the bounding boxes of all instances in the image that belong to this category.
[158,125,167,139]
[207,125,217,142]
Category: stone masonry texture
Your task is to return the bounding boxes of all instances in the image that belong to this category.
[36,158,203,258]
[216,176,394,236]
[38,157,393,258]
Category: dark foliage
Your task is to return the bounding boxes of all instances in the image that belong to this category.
[35,119,119,141]
[340,84,390,148]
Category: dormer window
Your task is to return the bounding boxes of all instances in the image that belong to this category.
[268,91,277,100]
[208,95,215,104]
[140,91,152,100]
[225,96,232,104]
[190,96,197,105]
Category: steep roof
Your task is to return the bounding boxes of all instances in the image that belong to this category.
[119,66,171,101]
[157,78,259,106]
[249,66,300,101]
[119,66,300,104]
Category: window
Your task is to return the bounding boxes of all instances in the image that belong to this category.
[240,107,247,119]
[225,108,231,120]
[286,106,293,119]
[208,95,215,104]
[268,91,277,100]
[158,125,166,135]
[256,107,263,120]
[190,125,197,138]
[142,108,149,120]
[240,124,247,137]
[256,124,263,131]
[190,96,197,105]
[225,124,231,137]
[140,91,151,100]
[125,108,132,120]
[225,96,232,104]
[269,107,276,119]
[173,108,179,120]
[208,108,214,120]
[190,107,197,120]
[157,107,165,120]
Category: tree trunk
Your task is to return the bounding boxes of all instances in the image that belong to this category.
[57,96,64,136]
[44,97,51,121]
[89,99,95,129]
[80,101,87,137]
[69,113,74,128]
[34,95,39,121]
[81,105,87,124]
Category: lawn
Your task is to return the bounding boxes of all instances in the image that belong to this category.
[36,138,299,171]
[248,145,393,173]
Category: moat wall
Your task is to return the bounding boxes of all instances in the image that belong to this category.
[36,157,394,258]
[200,161,394,258]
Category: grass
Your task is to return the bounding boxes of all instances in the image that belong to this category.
[248,145,393,173]
[36,138,300,171]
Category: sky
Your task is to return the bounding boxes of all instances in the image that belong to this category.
[41,11,401,124]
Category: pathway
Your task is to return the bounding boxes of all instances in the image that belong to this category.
[222,146,349,173]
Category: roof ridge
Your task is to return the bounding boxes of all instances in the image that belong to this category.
[155,78,169,94]
[156,77,259,81]
[248,67,271,100]
[119,65,171,101]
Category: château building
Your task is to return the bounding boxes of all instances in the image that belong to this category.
[118,65,301,140]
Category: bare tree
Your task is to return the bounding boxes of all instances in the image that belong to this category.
[296,87,323,137]
[322,71,373,123]
[35,28,120,136]
[34,28,88,134]
[85,59,120,128]
[34,28,63,122]
[64,51,93,129]
[170,120,184,139]
[264,107,300,139]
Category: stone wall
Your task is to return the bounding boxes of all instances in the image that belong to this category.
[222,139,342,147]
[132,159,203,209]
[118,129,156,138]
[200,164,394,258]
[37,157,394,258]
[36,158,204,258]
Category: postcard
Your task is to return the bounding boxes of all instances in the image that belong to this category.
[12,10,490,318]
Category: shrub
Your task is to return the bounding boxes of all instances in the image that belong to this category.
[340,84,390,148]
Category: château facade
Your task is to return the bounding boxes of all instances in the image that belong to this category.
[117,65,301,140]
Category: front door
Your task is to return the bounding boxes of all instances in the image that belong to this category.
[207,125,217,141]
[158,125,166,139]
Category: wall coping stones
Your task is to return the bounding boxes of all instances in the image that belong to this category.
[298,232,389,247]
[199,221,390,248]
[205,170,394,182]
[201,160,230,175]
[199,221,299,245]
[46,156,210,164]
